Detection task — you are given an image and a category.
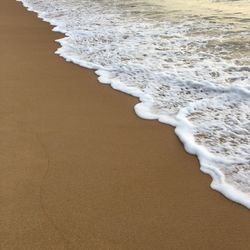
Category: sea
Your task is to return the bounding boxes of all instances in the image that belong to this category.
[18,0,250,209]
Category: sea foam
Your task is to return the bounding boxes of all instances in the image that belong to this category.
[18,0,250,208]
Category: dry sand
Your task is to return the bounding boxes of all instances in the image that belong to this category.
[1,1,250,249]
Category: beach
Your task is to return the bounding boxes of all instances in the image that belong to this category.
[1,0,250,249]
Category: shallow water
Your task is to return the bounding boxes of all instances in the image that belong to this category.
[18,0,250,208]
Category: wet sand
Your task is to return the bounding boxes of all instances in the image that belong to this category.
[1,1,250,249]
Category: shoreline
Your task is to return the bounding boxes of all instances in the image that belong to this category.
[1,1,250,249]
[18,0,250,209]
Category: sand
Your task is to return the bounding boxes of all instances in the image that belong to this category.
[1,1,250,250]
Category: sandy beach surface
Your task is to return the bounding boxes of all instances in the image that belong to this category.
[1,1,250,249]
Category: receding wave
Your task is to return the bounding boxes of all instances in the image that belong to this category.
[18,0,250,208]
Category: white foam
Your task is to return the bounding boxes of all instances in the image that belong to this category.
[18,0,250,209]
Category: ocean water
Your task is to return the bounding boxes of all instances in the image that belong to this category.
[18,0,250,208]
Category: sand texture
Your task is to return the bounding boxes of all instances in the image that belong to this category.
[1,1,250,249]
